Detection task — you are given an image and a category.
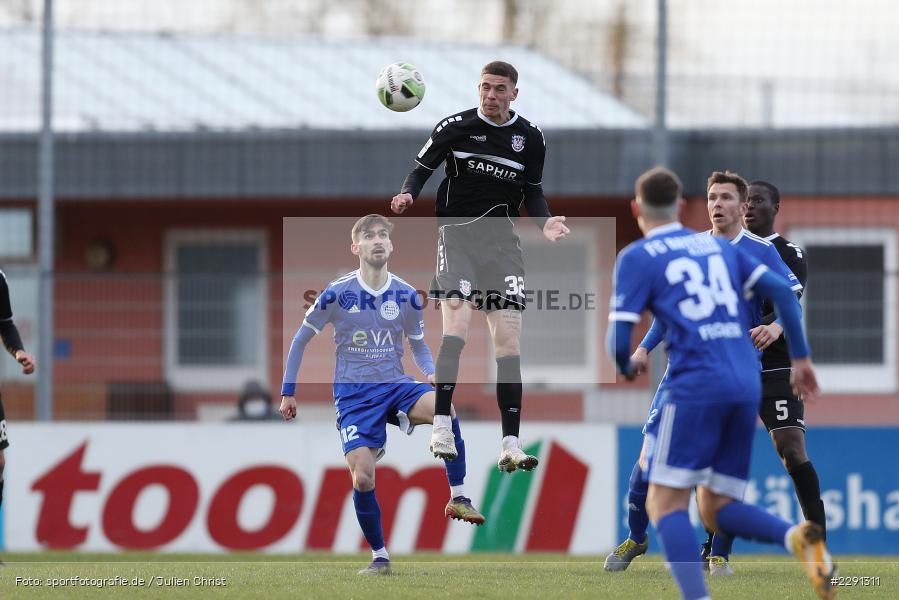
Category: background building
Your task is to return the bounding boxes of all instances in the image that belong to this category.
[0,0,896,558]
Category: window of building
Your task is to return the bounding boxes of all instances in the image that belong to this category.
[0,207,34,259]
[165,230,268,391]
[513,228,599,387]
[790,227,895,393]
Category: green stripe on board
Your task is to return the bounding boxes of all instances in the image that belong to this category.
[471,441,542,552]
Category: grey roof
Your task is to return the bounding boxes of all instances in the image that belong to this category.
[0,28,646,132]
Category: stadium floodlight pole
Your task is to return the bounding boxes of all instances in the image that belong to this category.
[36,0,55,421]
[650,0,669,393]
[653,0,669,167]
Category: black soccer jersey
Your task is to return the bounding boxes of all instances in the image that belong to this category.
[0,270,13,323]
[761,233,808,371]
[415,108,545,221]
[0,269,25,359]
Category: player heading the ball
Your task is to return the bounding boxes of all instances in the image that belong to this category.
[391,60,569,474]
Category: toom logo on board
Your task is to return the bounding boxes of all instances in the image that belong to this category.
[30,443,302,550]
[3,424,618,553]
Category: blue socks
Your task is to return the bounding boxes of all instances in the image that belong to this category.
[656,510,708,600]
[627,461,649,544]
[715,501,791,547]
[711,531,734,560]
[444,417,466,487]
[353,489,385,551]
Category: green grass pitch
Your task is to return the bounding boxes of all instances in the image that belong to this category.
[0,553,896,599]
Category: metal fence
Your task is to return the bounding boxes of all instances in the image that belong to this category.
[0,0,897,424]
[1,265,897,428]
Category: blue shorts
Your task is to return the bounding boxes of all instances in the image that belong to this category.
[644,399,759,500]
[334,379,433,455]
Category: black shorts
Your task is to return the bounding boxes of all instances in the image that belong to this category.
[430,222,525,312]
[758,370,805,432]
[0,391,8,450]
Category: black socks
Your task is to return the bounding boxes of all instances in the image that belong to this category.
[435,336,466,417]
[789,461,827,539]
[496,355,522,438]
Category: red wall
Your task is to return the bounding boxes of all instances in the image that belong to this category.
[4,194,896,425]
[37,196,630,420]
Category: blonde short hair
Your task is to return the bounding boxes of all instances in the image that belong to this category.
[351,214,394,243]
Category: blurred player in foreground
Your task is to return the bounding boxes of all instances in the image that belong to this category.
[607,167,836,600]
[606,171,803,574]
[0,269,37,513]
[280,215,484,576]
[391,61,569,473]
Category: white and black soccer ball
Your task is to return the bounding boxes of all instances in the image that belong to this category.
[376,63,426,112]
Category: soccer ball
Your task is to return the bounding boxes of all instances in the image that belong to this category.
[376,63,426,112]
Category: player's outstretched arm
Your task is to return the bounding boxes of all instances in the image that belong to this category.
[392,163,434,214]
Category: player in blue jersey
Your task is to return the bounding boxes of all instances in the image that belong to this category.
[605,170,804,574]
[279,215,485,576]
[607,167,835,600]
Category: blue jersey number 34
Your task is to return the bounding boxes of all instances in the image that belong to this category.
[665,254,739,321]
